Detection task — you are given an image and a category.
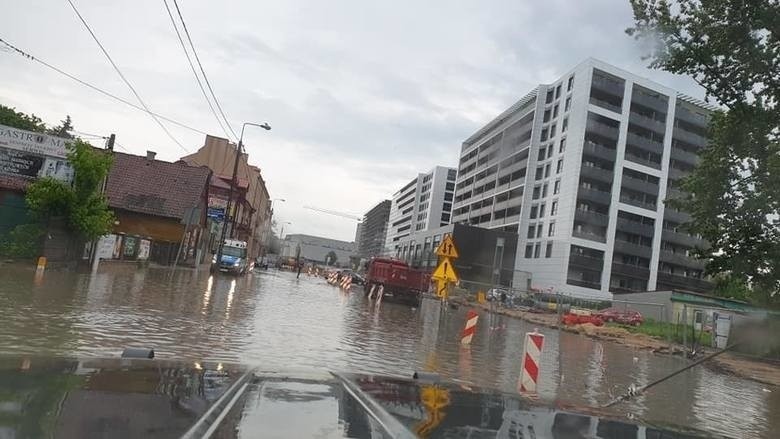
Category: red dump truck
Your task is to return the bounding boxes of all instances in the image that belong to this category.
[363,257,430,306]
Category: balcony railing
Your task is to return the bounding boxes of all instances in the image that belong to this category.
[579,165,614,183]
[575,209,610,227]
[566,278,602,290]
[670,147,701,166]
[663,207,691,224]
[673,126,708,148]
[656,272,713,293]
[610,262,651,279]
[629,111,666,134]
[586,119,620,140]
[591,75,625,97]
[626,132,664,155]
[659,250,707,269]
[582,141,617,161]
[569,253,604,270]
[619,194,657,211]
[616,217,655,237]
[631,92,669,113]
[590,96,622,114]
[578,186,613,205]
[662,229,704,248]
[613,239,652,258]
[621,175,659,195]
[573,229,607,243]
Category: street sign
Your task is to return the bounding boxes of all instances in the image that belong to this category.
[435,278,448,298]
[431,258,458,282]
[435,234,459,259]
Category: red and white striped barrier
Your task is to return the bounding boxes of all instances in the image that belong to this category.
[461,310,479,345]
[375,285,384,303]
[367,284,376,299]
[518,330,544,393]
[341,276,352,290]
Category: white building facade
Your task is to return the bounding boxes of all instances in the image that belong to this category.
[452,58,714,299]
[384,166,457,254]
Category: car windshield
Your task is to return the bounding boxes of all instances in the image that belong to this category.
[222,247,246,258]
[1,1,777,437]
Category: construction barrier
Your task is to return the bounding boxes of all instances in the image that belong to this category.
[518,330,544,393]
[460,310,479,345]
[341,276,352,290]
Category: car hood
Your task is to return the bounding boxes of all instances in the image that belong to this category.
[0,356,724,438]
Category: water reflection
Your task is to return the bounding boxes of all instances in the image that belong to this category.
[0,265,774,437]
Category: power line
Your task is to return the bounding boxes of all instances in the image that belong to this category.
[171,0,239,140]
[0,37,208,136]
[161,0,233,141]
[65,0,190,153]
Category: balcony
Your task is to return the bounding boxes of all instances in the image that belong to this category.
[586,119,620,140]
[631,92,669,113]
[673,126,708,148]
[619,194,657,211]
[621,175,659,195]
[629,111,666,135]
[582,141,617,161]
[579,165,614,183]
[578,186,613,205]
[569,253,604,270]
[659,250,707,270]
[670,147,701,166]
[656,272,713,293]
[591,75,625,98]
[624,150,662,170]
[613,239,652,259]
[662,229,704,248]
[590,96,622,114]
[573,229,607,243]
[663,207,691,224]
[626,132,664,155]
[610,262,651,279]
[664,187,688,203]
[566,278,602,290]
[575,209,610,227]
[616,217,655,238]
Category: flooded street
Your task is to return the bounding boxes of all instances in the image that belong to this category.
[1,265,777,437]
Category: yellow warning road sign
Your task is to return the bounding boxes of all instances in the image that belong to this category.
[435,278,448,298]
[431,258,458,282]
[435,234,459,259]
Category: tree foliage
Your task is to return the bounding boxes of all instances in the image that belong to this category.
[0,105,46,132]
[25,139,114,241]
[627,0,780,304]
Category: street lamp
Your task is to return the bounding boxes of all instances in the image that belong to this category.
[216,121,271,267]
[279,221,292,240]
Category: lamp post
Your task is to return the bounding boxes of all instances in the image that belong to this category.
[216,122,271,268]
[279,221,292,258]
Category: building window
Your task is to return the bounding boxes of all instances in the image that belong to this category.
[544,164,551,178]
[535,166,544,180]
[446,182,455,191]
[530,205,539,219]
[567,75,574,91]
[545,242,553,258]
[559,138,566,153]
[532,185,541,200]
[555,84,562,99]
[539,203,546,218]
[550,123,557,137]
[551,200,558,216]
[554,180,561,194]
[525,244,533,258]
[527,225,536,239]
[543,109,551,122]
[540,127,549,141]
[562,117,568,132]
[557,159,564,174]
[538,148,546,161]
[547,145,554,158]
[542,183,548,198]
[546,89,554,103]
[536,223,544,238]
[444,192,453,201]
[553,104,559,119]
[565,96,571,111]
[548,222,556,236]
[534,243,541,258]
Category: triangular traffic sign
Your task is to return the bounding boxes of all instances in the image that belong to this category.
[435,234,459,259]
[431,257,458,282]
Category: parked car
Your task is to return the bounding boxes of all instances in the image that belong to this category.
[596,307,644,326]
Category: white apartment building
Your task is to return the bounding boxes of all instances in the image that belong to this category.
[384,166,457,254]
[452,58,715,299]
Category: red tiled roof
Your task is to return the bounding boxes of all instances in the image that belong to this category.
[105,152,211,220]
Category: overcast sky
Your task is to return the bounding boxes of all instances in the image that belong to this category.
[0,0,705,242]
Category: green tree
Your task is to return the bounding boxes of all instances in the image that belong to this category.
[47,115,74,139]
[25,139,114,240]
[627,0,780,304]
[0,105,46,132]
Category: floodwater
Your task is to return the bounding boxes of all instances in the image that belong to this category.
[0,264,777,438]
